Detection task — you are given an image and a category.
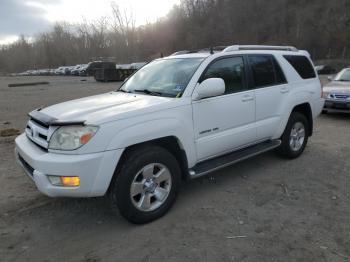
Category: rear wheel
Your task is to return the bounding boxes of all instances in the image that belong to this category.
[109,145,181,224]
[277,112,309,159]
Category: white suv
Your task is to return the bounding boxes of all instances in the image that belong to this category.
[15,45,324,223]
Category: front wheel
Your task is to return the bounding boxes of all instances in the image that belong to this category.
[277,112,309,159]
[109,145,181,224]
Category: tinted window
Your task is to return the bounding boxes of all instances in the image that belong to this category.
[202,57,245,94]
[249,55,287,88]
[284,55,316,79]
[249,56,273,87]
[272,58,287,84]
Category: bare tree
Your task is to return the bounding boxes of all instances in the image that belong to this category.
[110,2,136,61]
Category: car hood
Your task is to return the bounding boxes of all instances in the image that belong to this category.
[38,92,175,124]
[324,81,350,93]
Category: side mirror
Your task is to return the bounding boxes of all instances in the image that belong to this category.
[327,76,333,81]
[194,78,225,100]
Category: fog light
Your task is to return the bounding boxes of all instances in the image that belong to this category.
[47,175,61,186]
[48,175,80,187]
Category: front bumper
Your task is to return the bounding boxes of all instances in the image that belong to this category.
[324,99,350,113]
[15,133,123,197]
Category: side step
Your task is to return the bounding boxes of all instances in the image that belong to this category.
[189,140,281,179]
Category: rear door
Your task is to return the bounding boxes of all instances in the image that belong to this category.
[247,55,288,140]
[192,56,257,161]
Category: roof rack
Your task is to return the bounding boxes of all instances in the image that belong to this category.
[170,46,228,56]
[169,45,299,57]
[200,46,228,53]
[223,45,298,52]
[170,50,193,56]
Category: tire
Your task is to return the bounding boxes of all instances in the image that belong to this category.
[277,112,309,159]
[109,145,181,224]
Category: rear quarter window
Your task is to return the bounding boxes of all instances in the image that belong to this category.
[283,55,316,79]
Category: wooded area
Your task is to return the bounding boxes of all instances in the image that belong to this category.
[0,0,349,73]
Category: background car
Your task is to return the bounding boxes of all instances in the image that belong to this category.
[323,67,350,113]
[315,65,336,75]
[70,64,84,76]
[84,61,104,76]
[78,64,89,76]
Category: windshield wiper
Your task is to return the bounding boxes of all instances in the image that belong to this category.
[133,89,163,96]
[118,88,130,93]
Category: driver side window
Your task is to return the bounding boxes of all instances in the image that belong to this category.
[201,57,246,94]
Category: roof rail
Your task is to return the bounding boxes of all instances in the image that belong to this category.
[223,45,298,52]
[170,50,191,56]
[170,46,228,56]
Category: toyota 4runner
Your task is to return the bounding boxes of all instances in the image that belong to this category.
[15,45,324,224]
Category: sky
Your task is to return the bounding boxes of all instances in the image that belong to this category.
[0,0,180,45]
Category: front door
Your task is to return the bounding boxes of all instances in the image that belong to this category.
[192,56,256,161]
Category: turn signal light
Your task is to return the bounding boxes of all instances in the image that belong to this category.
[60,176,80,187]
[80,133,93,145]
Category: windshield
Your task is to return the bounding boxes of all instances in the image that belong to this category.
[119,58,204,97]
[334,69,350,81]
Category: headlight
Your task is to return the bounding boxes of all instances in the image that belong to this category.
[49,125,98,150]
[322,92,330,99]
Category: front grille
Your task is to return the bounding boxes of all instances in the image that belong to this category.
[331,93,350,100]
[18,154,34,177]
[38,133,48,140]
[25,118,50,150]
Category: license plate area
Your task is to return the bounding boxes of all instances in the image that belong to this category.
[333,103,348,109]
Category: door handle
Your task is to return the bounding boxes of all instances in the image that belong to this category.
[242,95,254,102]
[280,87,289,94]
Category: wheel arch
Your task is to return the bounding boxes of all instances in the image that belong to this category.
[113,136,189,182]
[291,103,313,136]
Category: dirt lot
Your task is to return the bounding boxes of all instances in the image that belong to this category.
[0,76,349,262]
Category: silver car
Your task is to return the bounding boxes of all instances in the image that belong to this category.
[323,68,350,113]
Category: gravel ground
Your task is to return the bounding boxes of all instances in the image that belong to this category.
[0,76,349,262]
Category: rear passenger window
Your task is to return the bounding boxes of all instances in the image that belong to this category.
[248,55,286,88]
[272,58,287,84]
[201,57,246,94]
[283,55,316,79]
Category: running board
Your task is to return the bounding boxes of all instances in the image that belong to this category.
[189,140,281,179]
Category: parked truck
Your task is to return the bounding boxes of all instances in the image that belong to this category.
[94,62,147,82]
